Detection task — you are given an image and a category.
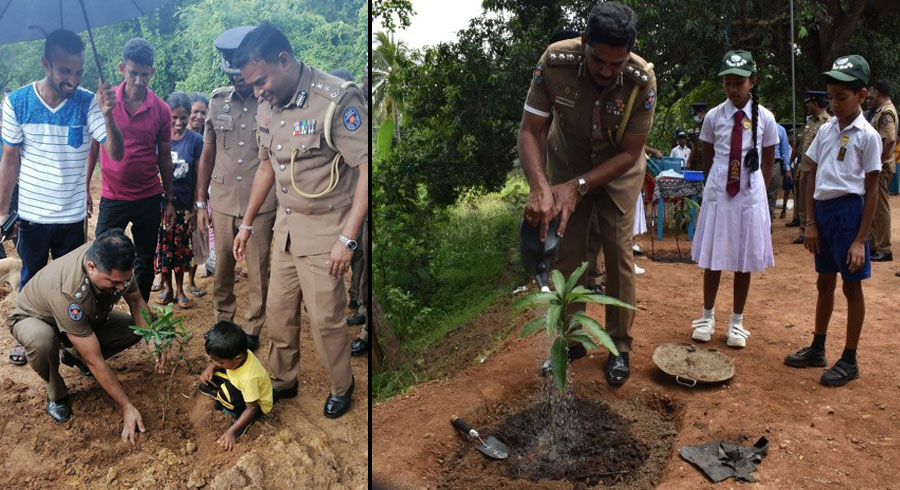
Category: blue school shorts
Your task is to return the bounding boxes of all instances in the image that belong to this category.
[813,194,870,281]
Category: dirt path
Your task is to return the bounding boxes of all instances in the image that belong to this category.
[0,177,368,489]
[374,197,900,489]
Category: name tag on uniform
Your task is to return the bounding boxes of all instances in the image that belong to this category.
[553,96,576,108]
[216,114,232,121]
[837,134,849,161]
[293,120,316,135]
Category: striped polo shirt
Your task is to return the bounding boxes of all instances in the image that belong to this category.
[1,83,107,224]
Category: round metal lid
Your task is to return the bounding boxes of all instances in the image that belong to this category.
[652,343,735,385]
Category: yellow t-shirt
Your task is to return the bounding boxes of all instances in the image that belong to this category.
[225,351,273,414]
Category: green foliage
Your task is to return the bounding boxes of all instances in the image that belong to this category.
[373,0,415,33]
[514,262,634,393]
[130,304,192,361]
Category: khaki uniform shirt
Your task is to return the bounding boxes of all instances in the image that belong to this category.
[256,63,368,257]
[524,38,656,213]
[204,86,276,217]
[872,101,897,171]
[8,243,137,337]
[798,111,831,171]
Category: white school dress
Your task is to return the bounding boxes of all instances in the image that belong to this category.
[633,191,647,235]
[691,99,778,272]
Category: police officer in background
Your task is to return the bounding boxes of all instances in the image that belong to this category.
[195,26,277,352]
[232,22,367,418]
[868,79,896,262]
[788,91,831,243]
[519,2,656,385]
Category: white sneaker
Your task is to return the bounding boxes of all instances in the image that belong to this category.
[634,264,645,275]
[632,243,643,254]
[726,322,751,348]
[691,316,714,342]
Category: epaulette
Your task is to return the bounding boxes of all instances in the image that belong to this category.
[309,72,354,103]
[623,53,653,88]
[547,50,583,66]
[210,86,231,98]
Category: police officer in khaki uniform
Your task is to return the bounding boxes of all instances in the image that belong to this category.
[231,22,367,418]
[868,79,897,262]
[196,27,276,351]
[7,229,166,442]
[789,91,830,242]
[520,2,655,385]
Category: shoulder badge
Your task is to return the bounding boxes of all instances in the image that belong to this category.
[643,88,656,111]
[533,63,545,84]
[68,303,83,321]
[343,107,361,131]
[210,86,230,98]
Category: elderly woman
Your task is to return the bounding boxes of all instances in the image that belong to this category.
[188,92,209,135]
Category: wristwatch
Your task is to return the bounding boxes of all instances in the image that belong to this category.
[195,201,207,209]
[576,176,588,197]
[239,224,253,233]
[339,234,358,251]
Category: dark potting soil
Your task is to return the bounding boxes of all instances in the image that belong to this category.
[437,393,680,489]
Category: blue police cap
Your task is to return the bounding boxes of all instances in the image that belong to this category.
[214,26,254,74]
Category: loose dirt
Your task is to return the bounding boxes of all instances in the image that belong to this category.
[0,177,368,489]
[374,196,900,489]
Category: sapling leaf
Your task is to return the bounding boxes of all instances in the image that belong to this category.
[519,316,545,338]
[576,294,637,309]
[512,292,558,310]
[546,304,562,336]
[571,312,619,356]
[550,269,567,296]
[563,262,589,295]
[550,337,567,393]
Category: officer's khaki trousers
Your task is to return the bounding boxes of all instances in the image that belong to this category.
[348,218,369,316]
[871,166,893,254]
[211,208,275,336]
[586,212,605,289]
[266,245,352,396]
[796,169,810,236]
[555,189,637,353]
[10,311,140,401]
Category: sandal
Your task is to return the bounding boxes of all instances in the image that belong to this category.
[820,359,859,387]
[8,343,26,365]
[189,285,207,297]
[156,292,174,305]
[177,296,193,309]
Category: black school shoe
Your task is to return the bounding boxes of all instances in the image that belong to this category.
[605,352,630,385]
[821,359,859,387]
[784,346,827,368]
[792,235,805,244]
[539,343,587,377]
[324,376,354,419]
[786,220,801,227]
[347,313,366,326]
[273,382,299,403]
[870,252,893,262]
[47,397,72,423]
[350,338,368,357]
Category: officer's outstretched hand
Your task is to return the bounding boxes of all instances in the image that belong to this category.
[327,239,353,279]
[551,179,581,238]
[121,403,145,445]
[524,187,556,242]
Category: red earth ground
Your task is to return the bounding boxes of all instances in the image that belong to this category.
[0,176,369,489]
[374,195,900,489]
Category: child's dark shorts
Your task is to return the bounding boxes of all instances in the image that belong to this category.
[814,194,870,281]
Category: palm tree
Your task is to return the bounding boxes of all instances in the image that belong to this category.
[373,31,408,141]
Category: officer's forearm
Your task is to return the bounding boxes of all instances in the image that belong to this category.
[240,160,275,226]
[86,358,134,410]
[0,144,21,215]
[341,164,368,239]
[517,123,550,193]
[196,143,217,202]
[582,151,636,190]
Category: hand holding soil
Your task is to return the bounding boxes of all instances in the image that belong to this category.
[121,403,146,445]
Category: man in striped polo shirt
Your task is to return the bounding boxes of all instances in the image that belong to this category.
[0,29,124,364]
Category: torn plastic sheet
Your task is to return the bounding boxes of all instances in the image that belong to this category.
[679,437,769,483]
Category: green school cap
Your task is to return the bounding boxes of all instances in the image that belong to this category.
[822,55,870,85]
[718,50,756,77]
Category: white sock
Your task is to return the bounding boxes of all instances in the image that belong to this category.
[731,312,743,324]
[702,307,714,320]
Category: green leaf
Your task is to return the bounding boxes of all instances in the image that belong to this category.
[140,307,151,326]
[571,312,619,356]
[519,316,545,338]
[512,292,558,310]
[571,294,636,310]
[564,262,589,295]
[377,119,395,159]
[550,337,568,393]
[546,304,562,336]
[550,269,567,296]
[798,25,808,39]
[566,332,597,351]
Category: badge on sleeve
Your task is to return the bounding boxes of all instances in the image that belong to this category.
[343,107,361,131]
[68,303,83,321]
[533,63,545,84]
[643,88,655,110]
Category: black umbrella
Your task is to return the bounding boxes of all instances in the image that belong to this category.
[0,0,171,81]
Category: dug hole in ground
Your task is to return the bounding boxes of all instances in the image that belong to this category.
[374,195,900,489]
[0,178,369,489]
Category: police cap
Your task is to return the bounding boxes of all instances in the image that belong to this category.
[803,90,827,103]
[215,26,254,75]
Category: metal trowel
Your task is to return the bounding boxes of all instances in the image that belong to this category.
[451,416,508,460]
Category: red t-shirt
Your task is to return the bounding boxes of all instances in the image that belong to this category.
[99,82,172,201]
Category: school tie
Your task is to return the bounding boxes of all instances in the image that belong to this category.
[727,110,743,197]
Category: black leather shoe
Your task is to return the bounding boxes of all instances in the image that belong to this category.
[792,236,805,245]
[324,377,354,418]
[820,359,859,387]
[347,313,366,326]
[60,349,92,377]
[349,300,359,312]
[539,343,587,377]
[784,346,827,368]
[870,252,893,262]
[246,334,260,352]
[273,382,298,403]
[47,398,71,423]
[786,220,800,227]
[605,352,630,385]
[351,338,368,357]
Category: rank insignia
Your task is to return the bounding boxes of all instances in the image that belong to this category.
[295,90,307,107]
[343,107,361,131]
[533,64,545,84]
[68,303,83,321]
[643,89,655,110]
[293,120,317,135]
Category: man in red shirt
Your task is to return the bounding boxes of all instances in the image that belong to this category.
[88,38,174,301]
